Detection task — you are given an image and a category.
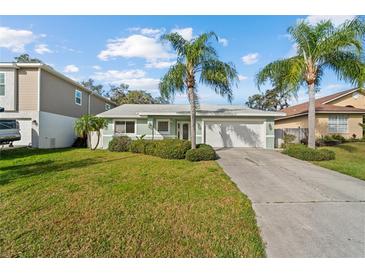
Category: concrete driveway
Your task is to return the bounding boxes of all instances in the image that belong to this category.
[216,148,365,257]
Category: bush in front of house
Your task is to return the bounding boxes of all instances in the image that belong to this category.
[151,139,191,159]
[186,144,217,162]
[129,139,191,159]
[316,134,346,146]
[129,139,146,153]
[283,144,335,161]
[108,136,132,152]
[281,133,296,148]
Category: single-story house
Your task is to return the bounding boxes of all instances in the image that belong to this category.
[275,88,365,145]
[94,104,285,149]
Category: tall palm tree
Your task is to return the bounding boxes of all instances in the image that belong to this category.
[159,32,238,149]
[256,18,365,148]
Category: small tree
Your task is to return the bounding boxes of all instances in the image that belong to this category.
[74,115,107,150]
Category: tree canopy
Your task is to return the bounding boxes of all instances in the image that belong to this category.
[14,54,42,63]
[246,88,292,111]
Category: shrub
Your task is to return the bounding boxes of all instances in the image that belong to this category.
[72,137,87,148]
[283,144,335,161]
[153,139,191,159]
[129,139,146,153]
[108,136,132,152]
[281,133,296,148]
[129,139,191,159]
[186,144,217,162]
[331,134,346,143]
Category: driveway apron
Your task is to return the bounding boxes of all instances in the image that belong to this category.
[216,148,365,257]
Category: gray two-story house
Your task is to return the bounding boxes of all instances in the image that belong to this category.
[0,63,116,148]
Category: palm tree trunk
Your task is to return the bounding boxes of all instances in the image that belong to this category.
[92,131,100,150]
[188,87,197,149]
[308,83,316,148]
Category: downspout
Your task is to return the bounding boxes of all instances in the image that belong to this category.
[88,93,91,115]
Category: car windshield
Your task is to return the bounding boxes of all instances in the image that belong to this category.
[0,120,17,130]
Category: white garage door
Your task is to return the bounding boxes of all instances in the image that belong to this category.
[13,120,32,146]
[205,121,265,148]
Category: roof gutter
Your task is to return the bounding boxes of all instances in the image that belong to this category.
[276,110,365,120]
[137,112,286,117]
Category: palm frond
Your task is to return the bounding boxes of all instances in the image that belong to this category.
[200,60,238,102]
[322,51,364,86]
[314,18,365,59]
[256,57,305,94]
[159,62,187,100]
[187,32,219,69]
[161,33,188,57]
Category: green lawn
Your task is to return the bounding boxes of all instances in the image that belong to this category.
[0,148,264,257]
[313,142,365,181]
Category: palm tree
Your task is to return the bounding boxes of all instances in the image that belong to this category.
[90,117,108,150]
[74,115,93,146]
[256,18,365,148]
[159,32,238,149]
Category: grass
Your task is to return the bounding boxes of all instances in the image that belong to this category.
[312,142,365,181]
[0,148,264,257]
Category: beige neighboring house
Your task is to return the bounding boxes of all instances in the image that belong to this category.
[275,88,365,145]
[0,63,116,148]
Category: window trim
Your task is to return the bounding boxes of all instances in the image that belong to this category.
[114,119,137,135]
[328,114,348,133]
[156,119,170,134]
[0,71,6,96]
[75,90,82,106]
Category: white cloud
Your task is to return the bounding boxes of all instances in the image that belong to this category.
[0,26,37,53]
[145,60,176,69]
[286,43,298,57]
[92,69,159,90]
[64,64,79,73]
[98,34,174,61]
[171,27,193,41]
[92,65,101,70]
[34,44,52,54]
[218,37,228,47]
[304,15,356,27]
[140,28,163,37]
[322,84,345,92]
[93,69,146,81]
[238,75,248,81]
[242,53,259,65]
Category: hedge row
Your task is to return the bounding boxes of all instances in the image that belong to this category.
[283,144,335,161]
[108,136,216,161]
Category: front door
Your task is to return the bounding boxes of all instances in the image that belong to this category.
[177,122,190,140]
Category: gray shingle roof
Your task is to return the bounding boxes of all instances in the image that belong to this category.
[97,104,285,118]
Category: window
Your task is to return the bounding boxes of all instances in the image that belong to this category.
[157,120,169,133]
[75,90,82,105]
[115,121,135,134]
[105,103,111,110]
[0,72,5,96]
[328,115,348,133]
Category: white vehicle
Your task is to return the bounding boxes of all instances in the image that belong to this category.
[0,120,21,145]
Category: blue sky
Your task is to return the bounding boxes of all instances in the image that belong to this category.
[0,15,359,104]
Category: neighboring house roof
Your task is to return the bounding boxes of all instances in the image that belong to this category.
[0,62,116,106]
[97,104,286,118]
[276,88,365,120]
